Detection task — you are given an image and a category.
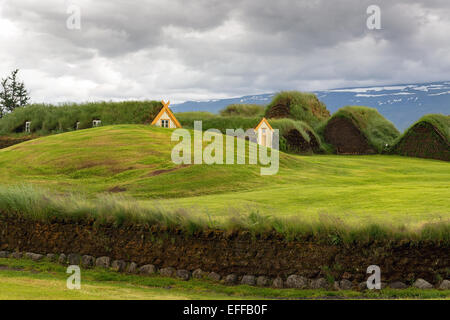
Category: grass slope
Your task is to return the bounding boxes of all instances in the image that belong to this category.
[1,258,448,300]
[0,125,265,198]
[0,125,449,228]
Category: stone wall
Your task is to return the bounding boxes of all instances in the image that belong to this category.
[0,215,448,286]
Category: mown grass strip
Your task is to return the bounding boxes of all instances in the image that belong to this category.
[0,258,448,300]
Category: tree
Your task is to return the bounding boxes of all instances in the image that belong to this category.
[0,69,30,118]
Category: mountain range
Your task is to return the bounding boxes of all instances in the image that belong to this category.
[172,81,450,131]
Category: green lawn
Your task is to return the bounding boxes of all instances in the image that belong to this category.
[0,127,449,299]
[0,124,449,228]
[151,155,450,226]
[0,258,448,300]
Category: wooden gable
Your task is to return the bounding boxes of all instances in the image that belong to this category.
[151,100,182,128]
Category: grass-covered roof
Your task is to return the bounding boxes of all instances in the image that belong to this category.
[0,101,163,135]
[219,104,265,117]
[329,106,400,152]
[390,113,449,161]
[411,114,450,141]
[265,91,330,128]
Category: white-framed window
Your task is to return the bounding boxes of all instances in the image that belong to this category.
[161,119,169,128]
[25,121,31,133]
[92,120,102,127]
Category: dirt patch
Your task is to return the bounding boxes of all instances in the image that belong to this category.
[148,164,190,177]
[108,186,127,193]
[0,136,33,149]
[324,117,376,154]
[392,122,449,161]
[0,265,24,271]
[0,216,447,284]
[76,160,121,170]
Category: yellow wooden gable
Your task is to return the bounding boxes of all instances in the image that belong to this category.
[254,117,273,131]
[151,100,182,128]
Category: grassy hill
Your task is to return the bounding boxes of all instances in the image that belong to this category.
[0,125,449,229]
[0,125,268,198]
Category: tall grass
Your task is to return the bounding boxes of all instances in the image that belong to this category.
[0,185,448,245]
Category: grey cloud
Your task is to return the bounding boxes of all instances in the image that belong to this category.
[0,0,449,103]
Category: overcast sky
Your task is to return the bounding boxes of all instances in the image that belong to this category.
[1,0,449,103]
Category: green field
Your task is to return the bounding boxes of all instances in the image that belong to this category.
[0,258,448,300]
[0,124,449,228]
[0,124,449,300]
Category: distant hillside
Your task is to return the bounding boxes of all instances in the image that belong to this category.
[172,81,450,131]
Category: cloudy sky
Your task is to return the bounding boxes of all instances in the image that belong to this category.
[1,0,449,103]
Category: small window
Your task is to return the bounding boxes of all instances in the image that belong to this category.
[25,121,31,133]
[92,120,102,127]
[161,119,169,128]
